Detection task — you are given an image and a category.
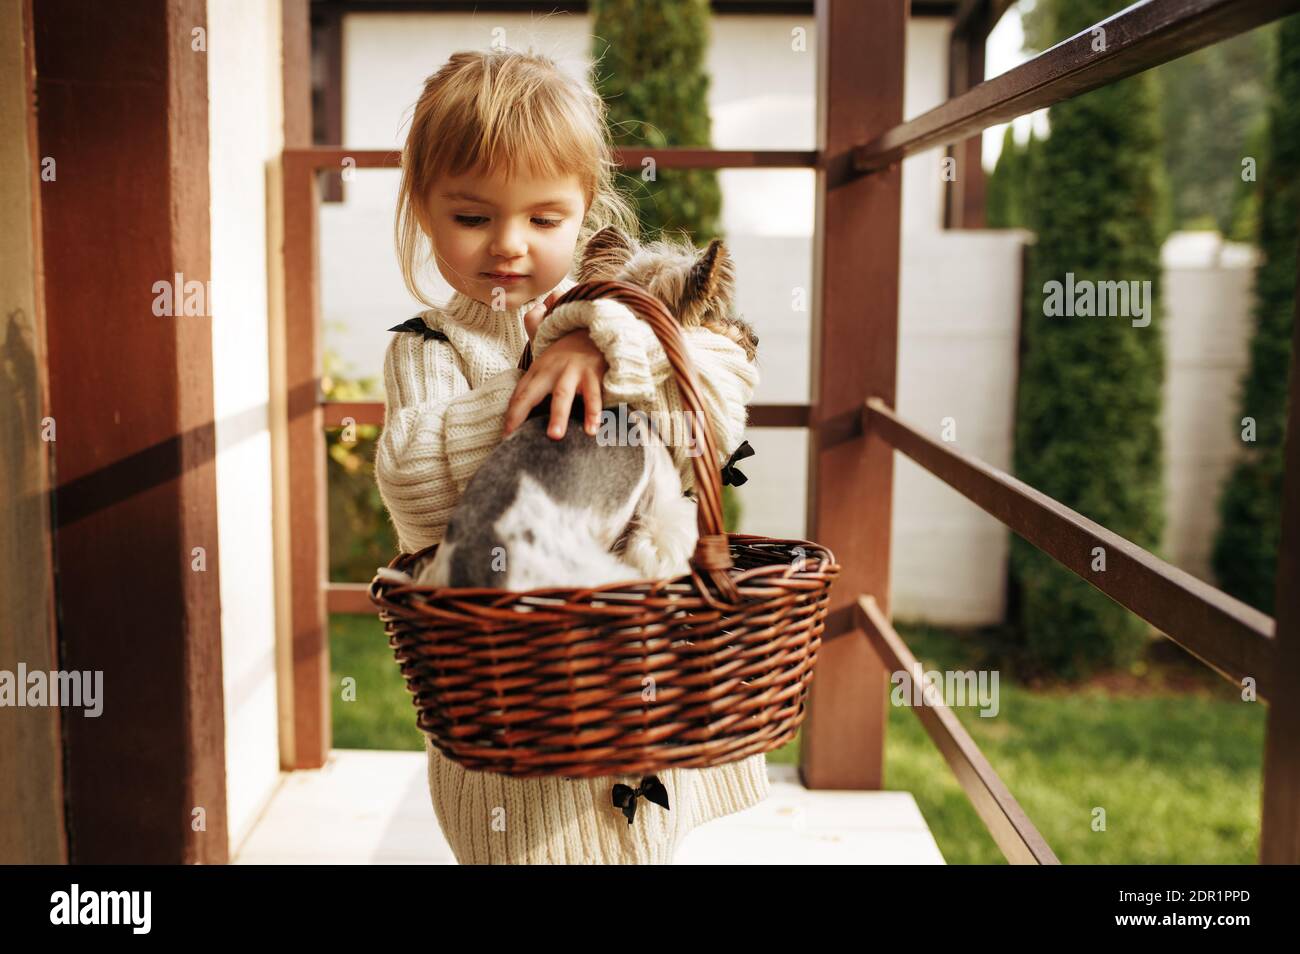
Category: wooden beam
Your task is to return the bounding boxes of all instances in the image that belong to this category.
[275,0,332,769]
[283,146,818,171]
[312,7,344,201]
[306,0,961,13]
[309,0,952,14]
[326,583,375,615]
[857,596,1060,863]
[269,0,310,773]
[34,0,227,863]
[867,397,1277,696]
[0,0,65,864]
[1260,231,1300,864]
[944,0,988,228]
[801,0,903,792]
[856,0,1300,172]
[321,400,813,429]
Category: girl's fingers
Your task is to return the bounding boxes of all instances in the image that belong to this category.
[523,303,545,341]
[581,373,602,436]
[502,369,541,436]
[547,371,579,439]
[524,292,558,341]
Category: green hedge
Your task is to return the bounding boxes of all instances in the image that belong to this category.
[986,125,1043,230]
[985,126,1021,229]
[1210,15,1300,614]
[591,0,723,244]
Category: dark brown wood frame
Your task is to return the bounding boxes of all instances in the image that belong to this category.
[944,1,1000,228]
[36,0,227,863]
[311,7,345,202]
[2,0,65,865]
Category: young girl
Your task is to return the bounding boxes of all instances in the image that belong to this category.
[376,47,769,864]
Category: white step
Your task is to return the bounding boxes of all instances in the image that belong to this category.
[233,750,945,865]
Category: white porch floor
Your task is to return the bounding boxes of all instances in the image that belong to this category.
[232,748,946,865]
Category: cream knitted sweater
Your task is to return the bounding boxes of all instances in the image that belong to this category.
[375,274,760,553]
[374,273,769,864]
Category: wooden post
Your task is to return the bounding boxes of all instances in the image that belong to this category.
[271,0,331,768]
[803,0,905,790]
[34,0,227,862]
[0,0,65,864]
[1259,234,1300,864]
[945,1,988,229]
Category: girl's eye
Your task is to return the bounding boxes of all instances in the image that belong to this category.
[453,214,562,229]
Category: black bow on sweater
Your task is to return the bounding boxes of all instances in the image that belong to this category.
[388,316,449,342]
[611,775,670,825]
[720,439,756,487]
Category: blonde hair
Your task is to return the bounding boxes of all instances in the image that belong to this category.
[395,46,641,308]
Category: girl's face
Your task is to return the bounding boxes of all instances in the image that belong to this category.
[424,169,587,312]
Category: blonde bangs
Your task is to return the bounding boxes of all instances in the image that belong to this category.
[395,47,639,308]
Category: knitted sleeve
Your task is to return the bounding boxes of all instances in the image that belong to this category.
[374,331,522,554]
[530,299,759,494]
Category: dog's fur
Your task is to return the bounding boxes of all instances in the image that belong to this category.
[577,227,759,363]
[411,227,755,591]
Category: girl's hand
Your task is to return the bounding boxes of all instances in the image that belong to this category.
[522,292,557,342]
[504,300,608,440]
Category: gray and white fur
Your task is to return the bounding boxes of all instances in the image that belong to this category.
[406,226,756,591]
[414,411,696,589]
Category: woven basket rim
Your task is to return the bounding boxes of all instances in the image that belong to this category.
[370,533,840,609]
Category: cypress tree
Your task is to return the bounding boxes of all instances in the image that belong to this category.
[987,125,1044,230]
[1210,15,1300,613]
[1021,126,1043,231]
[986,126,1022,228]
[589,0,742,528]
[1010,0,1168,678]
[590,0,723,243]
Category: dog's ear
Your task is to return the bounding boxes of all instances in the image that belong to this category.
[685,238,735,305]
[578,226,635,282]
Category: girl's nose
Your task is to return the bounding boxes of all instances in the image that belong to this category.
[489,220,528,259]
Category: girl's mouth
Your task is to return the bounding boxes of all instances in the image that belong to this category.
[482,272,528,284]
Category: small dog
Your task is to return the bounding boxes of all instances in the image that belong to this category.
[411,227,757,591]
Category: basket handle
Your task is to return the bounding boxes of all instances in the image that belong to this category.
[518,279,739,596]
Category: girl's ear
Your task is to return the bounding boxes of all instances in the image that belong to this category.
[578,225,635,282]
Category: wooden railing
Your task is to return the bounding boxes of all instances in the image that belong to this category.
[856,0,1298,172]
[866,398,1277,692]
[846,0,1300,865]
[857,593,1061,865]
[279,0,1300,863]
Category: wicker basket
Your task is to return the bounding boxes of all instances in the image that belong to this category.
[369,279,841,779]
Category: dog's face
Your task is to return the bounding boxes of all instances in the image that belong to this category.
[576,226,759,363]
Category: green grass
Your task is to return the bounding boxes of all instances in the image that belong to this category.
[329,613,427,751]
[330,613,1266,864]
